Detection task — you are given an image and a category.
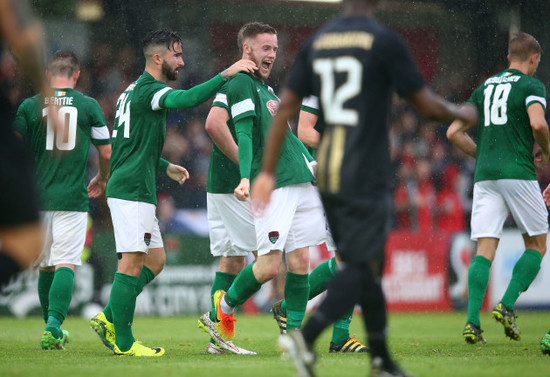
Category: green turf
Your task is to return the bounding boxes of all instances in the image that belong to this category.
[0,311,548,377]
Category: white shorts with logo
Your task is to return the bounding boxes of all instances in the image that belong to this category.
[471,179,549,240]
[207,193,256,257]
[256,182,326,256]
[36,211,88,268]
[107,198,164,253]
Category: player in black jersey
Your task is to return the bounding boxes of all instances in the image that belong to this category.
[252,1,476,376]
[0,0,58,290]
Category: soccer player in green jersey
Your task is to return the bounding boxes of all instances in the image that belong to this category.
[89,29,256,357]
[270,96,367,353]
[14,50,111,350]
[448,32,549,345]
[198,22,327,353]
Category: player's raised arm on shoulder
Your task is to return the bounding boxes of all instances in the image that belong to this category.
[221,59,257,81]
[205,106,239,164]
[160,60,257,110]
[527,102,550,167]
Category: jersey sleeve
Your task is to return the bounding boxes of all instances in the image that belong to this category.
[378,30,425,99]
[88,98,111,145]
[159,74,225,110]
[300,95,319,115]
[525,78,547,111]
[227,74,257,123]
[13,99,32,136]
[212,83,229,111]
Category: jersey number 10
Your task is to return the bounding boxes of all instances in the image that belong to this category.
[43,106,78,151]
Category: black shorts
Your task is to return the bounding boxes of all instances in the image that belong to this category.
[0,129,40,227]
[321,192,392,268]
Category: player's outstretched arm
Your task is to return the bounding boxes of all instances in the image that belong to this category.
[205,106,238,164]
[410,87,478,125]
[88,144,111,198]
[166,163,189,185]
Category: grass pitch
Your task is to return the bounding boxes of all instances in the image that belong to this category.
[0,311,548,377]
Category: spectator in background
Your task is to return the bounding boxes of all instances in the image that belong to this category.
[436,164,466,233]
[412,159,436,233]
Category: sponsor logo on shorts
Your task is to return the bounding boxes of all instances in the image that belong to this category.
[268,231,279,244]
[144,233,151,246]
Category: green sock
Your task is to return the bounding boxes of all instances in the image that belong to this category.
[225,263,262,307]
[332,308,353,345]
[136,265,155,295]
[210,271,237,321]
[103,265,154,323]
[466,255,491,327]
[38,270,55,323]
[501,249,542,310]
[45,267,74,339]
[281,257,337,314]
[284,272,309,331]
[110,272,138,352]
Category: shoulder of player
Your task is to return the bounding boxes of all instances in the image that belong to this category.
[227,72,255,86]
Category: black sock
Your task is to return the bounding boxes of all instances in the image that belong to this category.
[358,266,392,368]
[301,263,365,345]
[0,252,22,290]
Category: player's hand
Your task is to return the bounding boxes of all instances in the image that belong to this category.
[87,173,108,198]
[167,163,189,185]
[250,172,274,216]
[223,59,257,79]
[234,178,250,201]
[534,144,550,168]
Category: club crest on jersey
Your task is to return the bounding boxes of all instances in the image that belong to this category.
[266,100,279,116]
[144,233,151,246]
[268,231,279,244]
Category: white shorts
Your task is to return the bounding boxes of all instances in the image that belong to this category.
[471,179,549,240]
[107,198,163,253]
[255,182,326,256]
[36,211,87,268]
[207,193,256,257]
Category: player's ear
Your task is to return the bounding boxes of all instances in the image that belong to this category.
[152,53,163,66]
[243,43,251,56]
[73,70,80,83]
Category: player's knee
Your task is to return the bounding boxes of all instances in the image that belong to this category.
[253,262,279,283]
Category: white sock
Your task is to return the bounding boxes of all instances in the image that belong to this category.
[220,295,234,315]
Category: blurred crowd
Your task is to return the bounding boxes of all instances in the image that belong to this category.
[6,41,550,234]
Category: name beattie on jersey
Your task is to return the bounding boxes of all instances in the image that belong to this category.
[44,96,74,106]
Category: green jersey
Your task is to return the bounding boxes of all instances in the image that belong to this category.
[227,73,314,188]
[13,88,110,212]
[206,85,241,194]
[468,69,547,183]
[107,71,225,205]
[300,95,320,159]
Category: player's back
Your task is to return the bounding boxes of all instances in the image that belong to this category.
[14,89,108,211]
[470,69,546,183]
[304,15,424,200]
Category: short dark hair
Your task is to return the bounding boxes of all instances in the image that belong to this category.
[509,32,542,62]
[48,50,79,78]
[237,22,277,54]
[142,29,183,54]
